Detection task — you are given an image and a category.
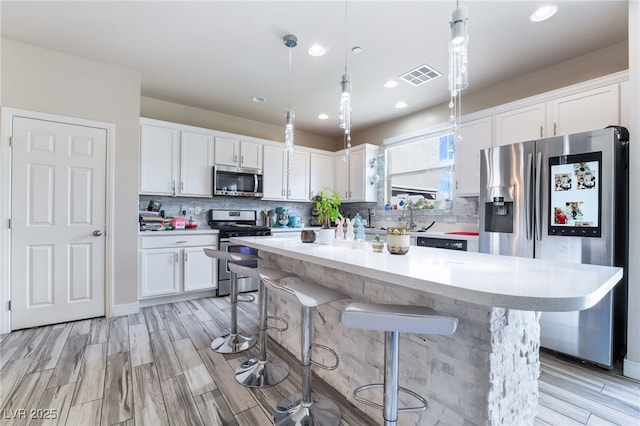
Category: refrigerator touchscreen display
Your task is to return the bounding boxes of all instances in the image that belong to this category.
[548,151,602,237]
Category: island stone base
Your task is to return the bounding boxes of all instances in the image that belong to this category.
[260,252,541,426]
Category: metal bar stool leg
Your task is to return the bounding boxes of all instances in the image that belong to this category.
[234,280,289,387]
[211,270,257,353]
[273,305,341,426]
[384,331,400,426]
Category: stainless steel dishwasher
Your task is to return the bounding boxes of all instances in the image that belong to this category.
[415,236,467,251]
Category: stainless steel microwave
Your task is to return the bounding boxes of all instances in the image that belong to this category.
[212,165,263,197]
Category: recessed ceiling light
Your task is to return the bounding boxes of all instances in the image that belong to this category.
[252,96,266,103]
[308,44,326,57]
[384,79,399,89]
[318,113,329,120]
[395,101,408,109]
[530,5,558,22]
[351,46,362,54]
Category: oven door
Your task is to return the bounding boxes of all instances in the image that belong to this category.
[217,240,260,296]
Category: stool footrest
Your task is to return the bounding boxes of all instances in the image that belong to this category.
[309,343,339,371]
[237,294,255,303]
[267,316,288,332]
[353,383,428,413]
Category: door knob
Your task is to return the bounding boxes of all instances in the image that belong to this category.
[93,230,102,236]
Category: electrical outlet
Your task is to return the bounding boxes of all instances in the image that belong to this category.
[195,207,202,215]
[370,209,376,216]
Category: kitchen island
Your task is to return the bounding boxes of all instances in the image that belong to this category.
[231,235,623,425]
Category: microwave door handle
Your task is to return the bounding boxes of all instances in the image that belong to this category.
[525,153,533,240]
[535,151,542,241]
[254,174,258,193]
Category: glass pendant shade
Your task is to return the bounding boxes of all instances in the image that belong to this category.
[284,109,295,152]
[339,73,352,134]
[449,6,468,93]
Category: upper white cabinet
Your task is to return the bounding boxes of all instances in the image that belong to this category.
[546,84,619,136]
[214,137,262,170]
[140,122,178,195]
[262,145,309,201]
[140,121,213,197]
[455,117,493,196]
[494,104,545,146]
[309,152,335,200]
[334,144,379,203]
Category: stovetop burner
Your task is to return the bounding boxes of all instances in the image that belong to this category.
[207,209,271,238]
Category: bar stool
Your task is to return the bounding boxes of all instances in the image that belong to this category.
[203,248,258,353]
[341,302,458,426]
[261,274,350,426]
[228,262,291,387]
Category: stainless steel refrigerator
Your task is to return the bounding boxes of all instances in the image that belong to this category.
[479,127,629,368]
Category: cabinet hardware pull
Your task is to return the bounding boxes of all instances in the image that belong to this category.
[241,155,244,164]
[175,252,178,262]
[554,123,557,136]
[172,181,176,197]
[540,125,543,138]
[181,181,184,190]
[288,189,291,196]
[234,154,238,163]
[175,240,187,244]
[185,252,188,261]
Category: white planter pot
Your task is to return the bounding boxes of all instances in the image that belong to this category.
[317,228,335,245]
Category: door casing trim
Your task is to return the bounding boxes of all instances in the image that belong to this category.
[0,107,115,334]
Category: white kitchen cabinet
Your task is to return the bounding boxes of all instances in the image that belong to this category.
[334,144,379,203]
[262,145,309,201]
[455,117,493,196]
[139,122,179,195]
[309,152,335,199]
[139,120,214,197]
[214,137,262,170]
[139,233,218,299]
[494,83,620,147]
[547,84,619,137]
[494,104,545,146]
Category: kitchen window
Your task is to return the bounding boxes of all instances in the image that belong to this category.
[384,127,455,202]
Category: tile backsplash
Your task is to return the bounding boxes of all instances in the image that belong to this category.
[139,195,479,230]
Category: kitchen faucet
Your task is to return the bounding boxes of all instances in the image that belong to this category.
[400,204,417,230]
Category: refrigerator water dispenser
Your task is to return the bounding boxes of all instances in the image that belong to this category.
[484,196,514,233]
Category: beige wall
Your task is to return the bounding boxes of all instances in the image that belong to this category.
[141,96,336,150]
[351,42,628,147]
[1,38,141,307]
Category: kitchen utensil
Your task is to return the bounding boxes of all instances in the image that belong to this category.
[288,216,301,227]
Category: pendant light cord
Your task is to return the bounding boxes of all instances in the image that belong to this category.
[288,47,292,110]
[344,0,348,74]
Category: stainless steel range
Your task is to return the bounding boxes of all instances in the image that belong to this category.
[207,209,271,296]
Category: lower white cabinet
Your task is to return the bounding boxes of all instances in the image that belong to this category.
[139,233,218,299]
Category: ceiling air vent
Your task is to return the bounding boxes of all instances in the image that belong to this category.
[399,64,441,86]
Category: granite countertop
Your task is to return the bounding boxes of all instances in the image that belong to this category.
[229,235,622,312]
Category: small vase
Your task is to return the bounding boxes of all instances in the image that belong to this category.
[386,227,410,255]
[371,240,384,253]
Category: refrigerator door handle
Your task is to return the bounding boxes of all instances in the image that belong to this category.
[535,151,543,241]
[526,153,533,240]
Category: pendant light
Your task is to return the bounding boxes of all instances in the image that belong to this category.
[448,1,468,142]
[339,0,352,154]
[283,34,297,155]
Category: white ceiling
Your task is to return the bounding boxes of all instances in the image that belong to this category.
[1,1,628,138]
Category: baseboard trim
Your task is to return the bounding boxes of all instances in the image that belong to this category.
[138,290,218,308]
[112,302,140,317]
[623,357,640,380]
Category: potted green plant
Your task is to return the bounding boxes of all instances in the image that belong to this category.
[371,234,384,252]
[314,188,342,244]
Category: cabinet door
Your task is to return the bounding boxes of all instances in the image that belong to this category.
[547,84,619,136]
[348,149,366,201]
[262,145,286,200]
[494,104,545,146]
[620,81,629,129]
[183,247,217,292]
[334,154,349,200]
[214,137,238,166]
[240,141,262,169]
[287,150,310,201]
[180,131,214,197]
[310,152,335,199]
[139,249,180,297]
[140,124,178,195]
[455,117,493,196]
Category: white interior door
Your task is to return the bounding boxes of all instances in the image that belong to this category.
[11,117,106,329]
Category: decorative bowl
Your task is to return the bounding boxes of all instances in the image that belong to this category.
[386,227,410,255]
[301,230,316,243]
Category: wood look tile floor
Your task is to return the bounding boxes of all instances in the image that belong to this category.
[1,296,638,426]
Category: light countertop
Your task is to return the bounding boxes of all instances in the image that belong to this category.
[139,228,219,236]
[230,235,622,312]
